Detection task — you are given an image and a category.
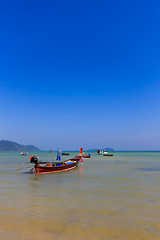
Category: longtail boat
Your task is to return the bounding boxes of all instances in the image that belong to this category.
[97,150,113,156]
[97,150,102,155]
[20,151,28,156]
[30,148,83,174]
[83,153,91,158]
[102,150,114,156]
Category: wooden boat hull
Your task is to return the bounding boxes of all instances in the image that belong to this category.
[30,157,81,174]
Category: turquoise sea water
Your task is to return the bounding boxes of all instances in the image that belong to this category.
[0,151,160,240]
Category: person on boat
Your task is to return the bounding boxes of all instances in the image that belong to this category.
[56,150,61,161]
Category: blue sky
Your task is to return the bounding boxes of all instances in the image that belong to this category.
[0,0,160,150]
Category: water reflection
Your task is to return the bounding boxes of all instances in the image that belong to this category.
[136,167,160,171]
[0,151,160,240]
[79,165,84,176]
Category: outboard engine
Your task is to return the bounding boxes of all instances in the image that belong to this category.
[30,155,39,165]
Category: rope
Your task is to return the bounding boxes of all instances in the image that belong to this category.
[16,166,32,171]
[0,166,32,174]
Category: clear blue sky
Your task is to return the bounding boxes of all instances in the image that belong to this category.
[0,0,160,150]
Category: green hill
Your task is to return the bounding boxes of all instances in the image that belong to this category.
[0,140,40,151]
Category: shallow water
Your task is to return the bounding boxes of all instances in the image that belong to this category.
[0,151,160,240]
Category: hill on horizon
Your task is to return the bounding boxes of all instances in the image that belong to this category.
[0,140,40,152]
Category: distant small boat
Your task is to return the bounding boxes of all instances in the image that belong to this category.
[97,150,113,156]
[102,150,113,156]
[61,153,70,155]
[30,148,83,174]
[83,153,91,158]
[97,150,102,155]
[20,151,28,156]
